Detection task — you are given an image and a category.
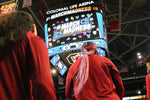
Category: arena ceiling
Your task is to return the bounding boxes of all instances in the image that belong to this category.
[1,0,150,67]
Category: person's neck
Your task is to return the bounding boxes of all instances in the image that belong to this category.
[28,31,37,36]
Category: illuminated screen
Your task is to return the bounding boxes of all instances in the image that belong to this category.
[0,2,15,15]
[50,55,68,76]
[45,0,108,76]
[50,54,60,66]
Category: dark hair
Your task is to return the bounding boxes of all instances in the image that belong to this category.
[99,47,110,58]
[86,42,92,47]
[0,11,35,56]
[83,42,98,54]
[83,42,110,57]
[145,55,150,63]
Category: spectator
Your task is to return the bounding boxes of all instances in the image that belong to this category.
[66,42,124,100]
[145,55,150,100]
[0,11,57,100]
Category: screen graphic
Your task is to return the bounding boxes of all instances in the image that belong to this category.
[50,55,68,76]
[45,0,108,76]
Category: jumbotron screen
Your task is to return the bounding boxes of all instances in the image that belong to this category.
[44,0,108,76]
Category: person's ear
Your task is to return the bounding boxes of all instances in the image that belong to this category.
[32,24,37,36]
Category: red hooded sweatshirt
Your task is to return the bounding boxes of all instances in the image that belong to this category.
[0,32,57,100]
[66,55,124,100]
[146,73,150,100]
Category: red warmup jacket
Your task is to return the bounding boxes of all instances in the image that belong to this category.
[0,32,57,100]
[66,55,124,100]
[146,73,150,100]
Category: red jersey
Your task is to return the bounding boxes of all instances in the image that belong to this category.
[146,73,150,100]
[0,32,57,100]
[66,55,124,100]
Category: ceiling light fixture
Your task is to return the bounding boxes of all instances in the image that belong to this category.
[52,69,56,74]
[137,52,140,56]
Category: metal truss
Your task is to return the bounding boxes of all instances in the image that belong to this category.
[27,7,44,31]
[108,0,150,66]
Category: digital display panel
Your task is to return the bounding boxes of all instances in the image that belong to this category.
[50,54,60,66]
[97,48,106,57]
[50,55,68,76]
[45,0,108,76]
[45,12,106,49]
[0,1,15,15]
[56,61,68,76]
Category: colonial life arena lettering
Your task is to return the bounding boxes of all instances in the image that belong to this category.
[46,7,68,15]
[46,1,94,15]
[78,1,94,7]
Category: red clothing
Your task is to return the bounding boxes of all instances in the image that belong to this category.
[66,55,124,100]
[0,32,57,100]
[146,73,150,100]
